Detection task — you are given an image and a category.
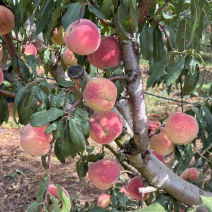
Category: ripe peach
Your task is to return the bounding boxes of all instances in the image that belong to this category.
[97,193,111,208]
[127,176,149,201]
[151,150,165,163]
[87,36,121,69]
[180,168,200,181]
[0,68,4,85]
[88,158,120,190]
[83,78,117,112]
[51,26,65,45]
[20,123,53,156]
[165,112,199,145]
[120,186,128,196]
[89,111,122,144]
[149,128,174,156]
[0,6,15,35]
[24,42,37,56]
[65,19,101,55]
[63,49,77,66]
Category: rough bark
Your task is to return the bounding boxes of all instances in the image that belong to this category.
[138,0,154,24]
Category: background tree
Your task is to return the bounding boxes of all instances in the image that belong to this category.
[0,0,212,211]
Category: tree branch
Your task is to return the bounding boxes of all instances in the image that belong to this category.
[138,0,154,24]
[0,90,15,98]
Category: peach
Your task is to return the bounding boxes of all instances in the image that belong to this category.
[83,78,117,112]
[149,128,174,156]
[51,26,65,45]
[151,150,165,163]
[0,6,15,35]
[180,168,200,181]
[63,49,77,66]
[65,19,101,55]
[89,111,122,144]
[0,68,4,85]
[88,158,120,190]
[87,36,121,69]
[20,123,53,156]
[24,42,37,56]
[97,193,111,208]
[127,176,149,201]
[120,186,128,196]
[165,112,199,145]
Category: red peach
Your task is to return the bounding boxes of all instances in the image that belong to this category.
[180,168,200,181]
[88,158,120,190]
[165,112,199,145]
[83,78,117,112]
[51,26,65,45]
[0,6,15,35]
[151,150,165,163]
[97,193,111,208]
[120,186,128,196]
[127,176,149,201]
[0,68,4,85]
[65,19,101,55]
[24,42,37,56]
[87,36,121,69]
[63,49,77,66]
[149,128,174,156]
[89,111,123,144]
[20,123,53,156]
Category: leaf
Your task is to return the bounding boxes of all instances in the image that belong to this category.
[30,107,64,126]
[51,90,66,109]
[147,52,172,88]
[200,196,212,211]
[76,157,88,180]
[165,57,185,86]
[0,96,9,125]
[55,138,65,164]
[116,190,128,208]
[183,59,199,94]
[153,26,165,62]
[84,152,105,162]
[90,207,106,212]
[89,5,106,19]
[56,184,71,212]
[134,202,165,211]
[18,57,31,82]
[201,105,212,134]
[140,24,153,60]
[129,0,140,29]
[33,0,54,38]
[69,119,86,152]
[101,0,113,19]
[57,79,75,88]
[25,202,40,212]
[25,55,37,78]
[62,2,84,30]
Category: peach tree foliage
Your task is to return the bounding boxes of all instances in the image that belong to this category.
[0,0,212,211]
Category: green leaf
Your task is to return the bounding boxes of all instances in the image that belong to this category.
[129,0,140,29]
[18,0,31,19]
[62,2,84,30]
[33,0,54,38]
[134,202,165,212]
[69,119,86,152]
[183,59,199,94]
[147,52,172,88]
[56,184,71,212]
[76,157,88,180]
[55,138,65,164]
[116,190,128,208]
[51,90,66,109]
[57,79,75,88]
[25,55,37,78]
[30,107,64,126]
[18,57,31,82]
[140,24,153,60]
[101,0,113,19]
[25,202,40,212]
[200,196,212,211]
[84,152,105,162]
[89,5,106,19]
[0,96,9,125]
[153,26,165,62]
[201,105,212,134]
[90,207,106,212]
[165,57,185,86]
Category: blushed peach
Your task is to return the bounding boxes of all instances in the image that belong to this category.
[97,193,111,208]
[83,78,117,112]
[89,111,122,144]
[63,49,77,66]
[151,150,165,163]
[165,112,199,145]
[0,6,15,35]
[87,36,121,69]
[127,176,149,201]
[0,68,4,85]
[65,19,101,55]
[150,128,174,156]
[88,158,120,190]
[20,123,53,156]
[180,168,200,181]
[24,42,37,56]
[48,184,70,199]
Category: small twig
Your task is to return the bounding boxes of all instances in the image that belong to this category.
[41,145,53,212]
[68,96,83,116]
[78,0,85,24]
[120,170,134,175]
[109,75,132,81]
[36,75,56,81]
[179,76,184,112]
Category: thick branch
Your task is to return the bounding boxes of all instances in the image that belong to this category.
[0,90,15,98]
[138,0,154,24]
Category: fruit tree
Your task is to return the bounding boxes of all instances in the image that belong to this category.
[0,0,212,211]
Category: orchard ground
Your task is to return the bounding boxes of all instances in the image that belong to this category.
[0,61,211,212]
